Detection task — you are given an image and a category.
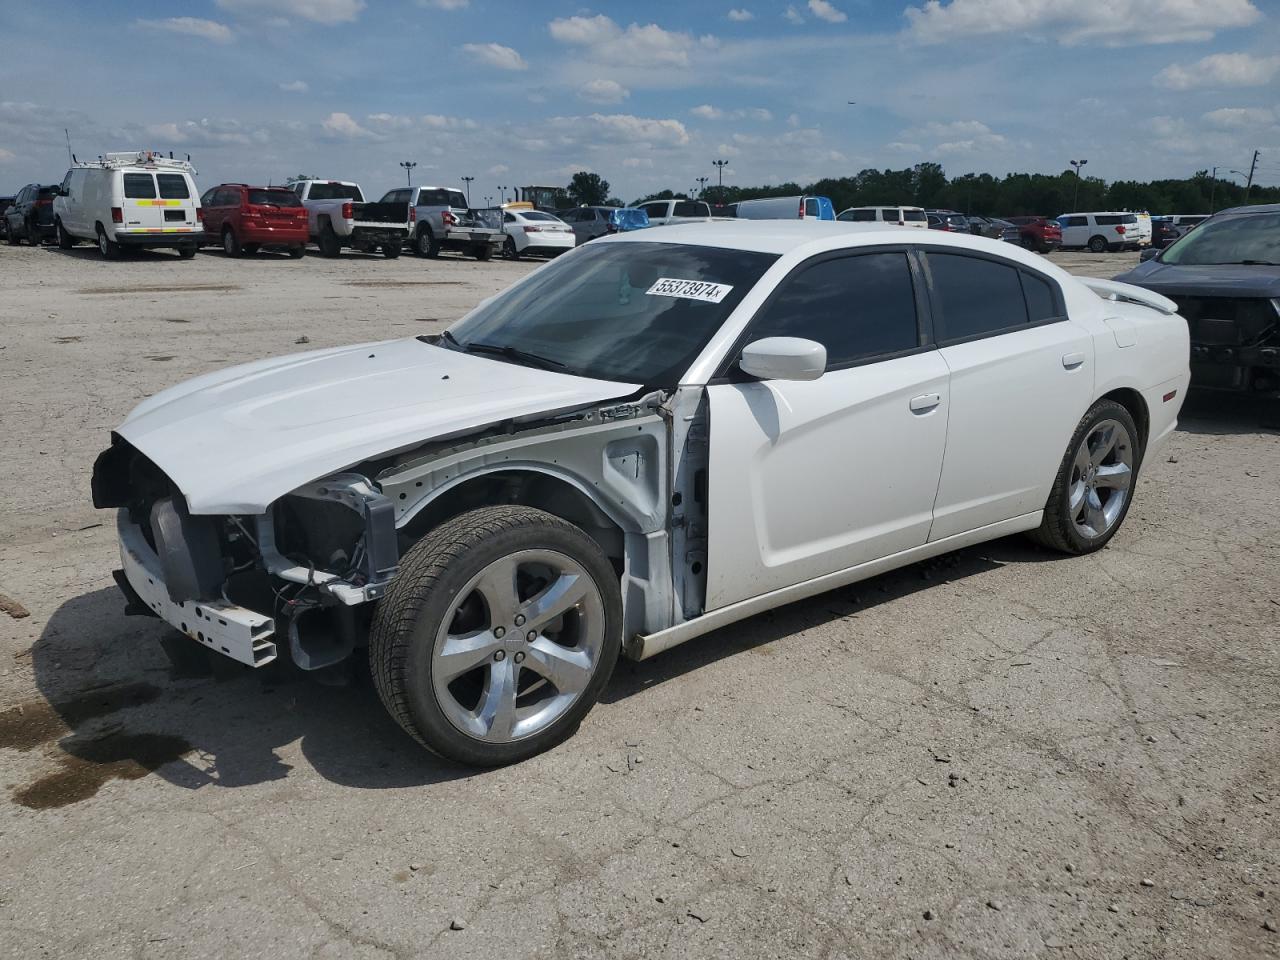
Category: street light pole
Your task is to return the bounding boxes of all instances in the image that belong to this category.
[696,176,709,198]
[399,160,417,187]
[497,185,507,204]
[461,175,475,206]
[712,159,729,205]
[1069,159,1087,211]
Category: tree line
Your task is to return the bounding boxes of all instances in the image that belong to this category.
[625,163,1279,216]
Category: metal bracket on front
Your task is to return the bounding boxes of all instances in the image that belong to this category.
[255,473,399,606]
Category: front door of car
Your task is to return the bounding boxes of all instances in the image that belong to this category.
[922,250,1094,541]
[199,189,221,238]
[705,250,951,611]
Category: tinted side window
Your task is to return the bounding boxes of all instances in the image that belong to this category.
[674,201,703,217]
[804,198,818,217]
[927,253,1028,341]
[1064,216,1087,227]
[1021,271,1061,323]
[1095,215,1121,226]
[157,174,190,199]
[748,252,920,367]
[848,209,876,221]
[123,173,156,199]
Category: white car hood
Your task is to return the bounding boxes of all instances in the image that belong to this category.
[117,338,639,514]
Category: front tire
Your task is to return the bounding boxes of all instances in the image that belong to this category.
[369,506,622,766]
[503,236,520,260]
[289,244,306,259]
[318,224,342,258]
[178,243,197,259]
[56,219,74,249]
[1030,399,1141,555]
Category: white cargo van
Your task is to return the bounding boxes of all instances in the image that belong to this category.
[53,152,203,259]
[836,205,928,228]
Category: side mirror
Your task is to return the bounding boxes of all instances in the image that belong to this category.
[1139,248,1159,262]
[739,337,827,382]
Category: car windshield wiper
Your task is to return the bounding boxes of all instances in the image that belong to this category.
[462,341,566,370]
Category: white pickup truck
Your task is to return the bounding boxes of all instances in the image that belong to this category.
[636,198,712,226]
[291,179,411,258]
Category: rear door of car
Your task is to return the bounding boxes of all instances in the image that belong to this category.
[925,249,1093,540]
[705,248,951,608]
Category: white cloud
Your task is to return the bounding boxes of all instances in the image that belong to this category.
[143,118,260,147]
[216,0,364,25]
[716,143,741,157]
[904,119,1007,155]
[738,107,772,121]
[278,79,309,93]
[548,14,708,68]
[808,0,847,23]
[1156,52,1280,90]
[462,42,527,71]
[542,113,690,148]
[887,141,923,152]
[622,157,654,168]
[1203,106,1275,129]
[421,114,477,130]
[321,111,373,138]
[690,104,723,119]
[419,0,468,8]
[905,0,1263,46]
[367,113,415,130]
[784,6,805,24]
[786,113,801,128]
[137,17,234,43]
[0,147,14,162]
[727,8,754,21]
[579,78,630,104]
[488,163,509,175]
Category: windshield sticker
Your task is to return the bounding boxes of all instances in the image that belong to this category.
[645,278,734,303]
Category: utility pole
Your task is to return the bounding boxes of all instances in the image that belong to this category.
[461,175,475,205]
[695,176,709,198]
[497,184,507,204]
[712,159,729,205]
[1245,149,1259,196]
[1069,159,1087,212]
[399,160,417,186]
[1210,165,1218,213]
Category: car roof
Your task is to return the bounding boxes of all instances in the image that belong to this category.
[602,219,1032,256]
[1216,203,1280,215]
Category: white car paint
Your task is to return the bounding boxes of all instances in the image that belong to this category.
[54,153,202,249]
[637,199,712,226]
[99,219,1189,683]
[502,208,575,256]
[116,339,638,514]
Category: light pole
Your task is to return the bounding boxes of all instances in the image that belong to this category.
[461,175,475,205]
[497,185,507,204]
[399,160,417,187]
[1069,159,1087,211]
[695,176,709,198]
[712,159,729,205]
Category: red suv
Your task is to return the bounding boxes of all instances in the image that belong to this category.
[199,184,308,258]
[1003,216,1062,254]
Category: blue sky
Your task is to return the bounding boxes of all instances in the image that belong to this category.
[2,0,1278,202]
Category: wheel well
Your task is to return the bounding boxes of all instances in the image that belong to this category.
[1101,387,1149,454]
[399,470,626,570]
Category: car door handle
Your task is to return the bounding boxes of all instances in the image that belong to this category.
[909,393,942,413]
[1062,352,1086,370]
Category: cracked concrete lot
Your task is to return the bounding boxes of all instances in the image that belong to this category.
[0,243,1277,959]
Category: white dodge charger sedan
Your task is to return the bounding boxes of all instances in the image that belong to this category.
[93,222,1190,765]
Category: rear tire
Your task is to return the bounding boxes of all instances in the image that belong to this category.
[289,244,306,259]
[369,506,622,766]
[56,219,74,249]
[5,223,17,246]
[96,226,121,260]
[503,236,520,260]
[415,228,439,258]
[382,242,401,259]
[1088,235,1108,253]
[242,242,260,255]
[1029,399,1141,555]
[26,219,41,246]
[318,224,342,258]
[474,244,492,261]
[178,243,197,259]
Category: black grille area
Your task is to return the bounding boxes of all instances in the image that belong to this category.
[1169,295,1279,347]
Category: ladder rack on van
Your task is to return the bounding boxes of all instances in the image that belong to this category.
[74,151,197,173]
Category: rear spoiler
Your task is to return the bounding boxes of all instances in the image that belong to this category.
[1079,277,1178,315]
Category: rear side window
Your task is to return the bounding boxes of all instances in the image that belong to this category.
[1063,216,1087,227]
[248,189,301,207]
[673,201,705,217]
[927,252,1028,341]
[903,209,927,222]
[1020,271,1062,323]
[123,173,156,199]
[804,198,818,218]
[157,174,190,199]
[845,209,875,221]
[748,252,920,366]
[446,191,468,209]
[1122,214,1137,224]
[1095,215,1121,226]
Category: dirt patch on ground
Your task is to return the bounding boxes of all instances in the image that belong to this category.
[76,284,242,295]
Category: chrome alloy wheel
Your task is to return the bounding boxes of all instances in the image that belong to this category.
[1069,418,1134,539]
[431,549,606,744]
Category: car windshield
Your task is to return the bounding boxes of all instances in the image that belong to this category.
[521,211,561,222]
[438,241,778,386]
[1160,212,1280,266]
[248,189,301,207]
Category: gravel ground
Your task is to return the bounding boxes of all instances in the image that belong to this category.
[0,242,1277,959]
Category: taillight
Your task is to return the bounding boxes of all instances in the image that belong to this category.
[1116,225,1126,234]
[196,207,204,222]
[524,226,544,233]
[442,210,456,227]
[36,198,51,207]
[111,207,123,223]
[409,206,416,223]
[341,202,353,220]
[798,198,805,218]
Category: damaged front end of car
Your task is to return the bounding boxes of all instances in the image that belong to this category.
[92,436,400,672]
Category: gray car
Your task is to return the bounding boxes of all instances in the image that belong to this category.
[1114,203,1280,422]
[561,206,650,245]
